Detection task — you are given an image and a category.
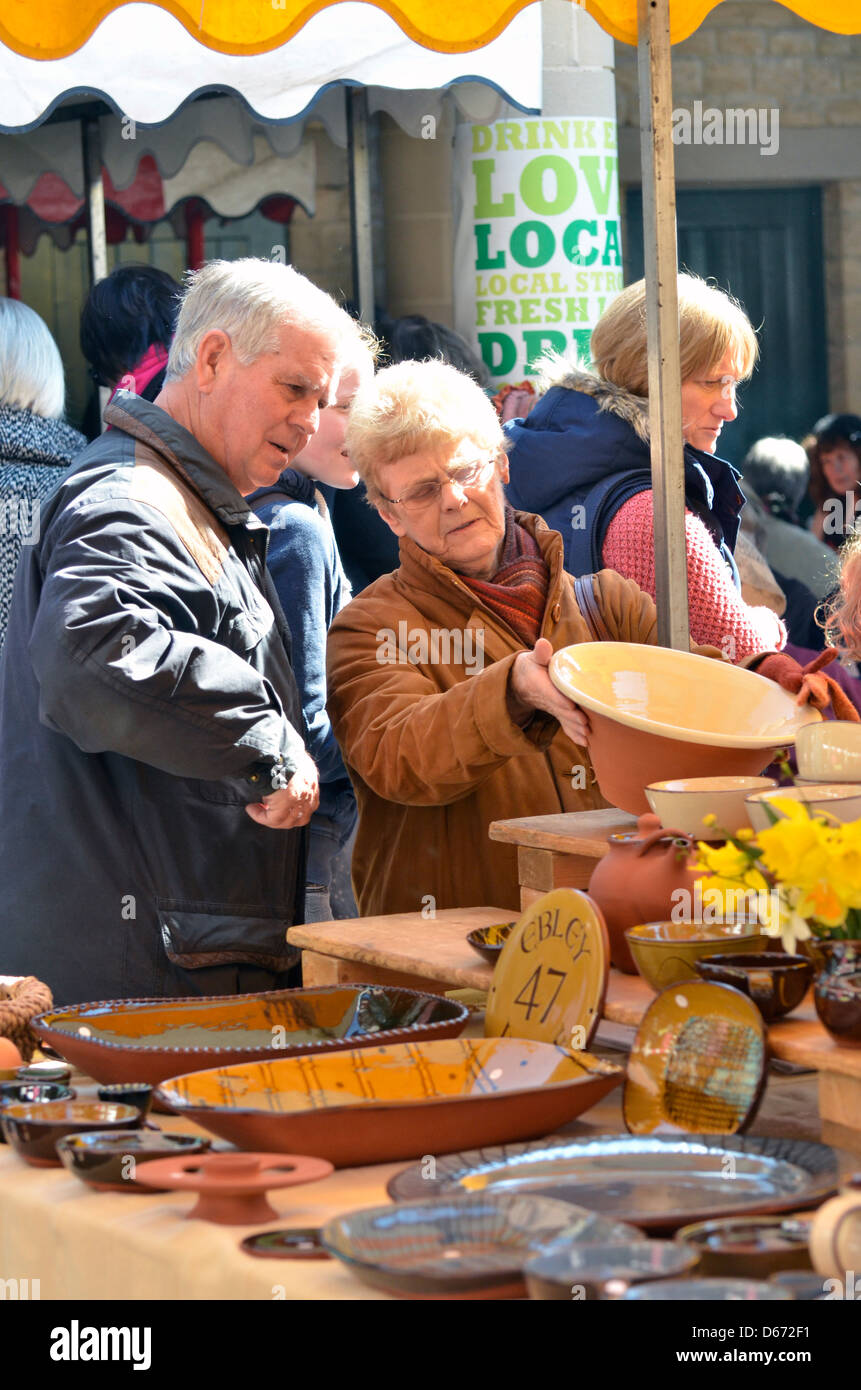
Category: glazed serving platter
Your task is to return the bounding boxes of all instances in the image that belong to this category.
[623,981,767,1136]
[32,985,469,1086]
[154,1038,624,1167]
[387,1134,846,1233]
[320,1193,640,1300]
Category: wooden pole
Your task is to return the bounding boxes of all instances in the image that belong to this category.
[347,89,375,325]
[2,205,21,299]
[637,0,689,651]
[81,117,110,429]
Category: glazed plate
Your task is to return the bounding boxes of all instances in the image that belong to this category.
[320,1193,639,1299]
[621,1277,792,1301]
[623,980,767,1136]
[485,889,609,1051]
[154,1038,624,1168]
[387,1134,846,1233]
[524,1238,698,1300]
[32,985,469,1086]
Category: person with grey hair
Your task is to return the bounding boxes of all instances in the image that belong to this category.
[0,258,359,1004]
[740,436,838,601]
[0,298,85,652]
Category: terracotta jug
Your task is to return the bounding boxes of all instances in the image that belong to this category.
[588,814,701,974]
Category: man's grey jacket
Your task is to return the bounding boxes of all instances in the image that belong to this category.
[0,392,309,1005]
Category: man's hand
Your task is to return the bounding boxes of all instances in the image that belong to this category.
[245,750,320,828]
[508,637,591,746]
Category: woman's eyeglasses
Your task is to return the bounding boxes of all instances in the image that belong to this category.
[381,455,499,513]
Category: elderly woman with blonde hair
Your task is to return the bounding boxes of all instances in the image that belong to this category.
[506,273,786,661]
[326,358,729,917]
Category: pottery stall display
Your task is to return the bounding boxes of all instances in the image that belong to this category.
[694,953,814,1023]
[645,776,777,839]
[588,817,701,973]
[676,1215,813,1279]
[813,942,861,1045]
[388,1134,846,1233]
[625,921,767,992]
[549,642,820,815]
[32,984,469,1087]
[623,982,767,1136]
[0,1100,143,1166]
[745,782,861,832]
[523,1238,699,1300]
[56,1130,212,1192]
[320,1193,639,1300]
[796,720,861,782]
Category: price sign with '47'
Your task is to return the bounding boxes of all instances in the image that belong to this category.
[485,889,611,1051]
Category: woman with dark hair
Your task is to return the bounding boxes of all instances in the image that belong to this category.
[80,264,180,405]
[806,412,861,551]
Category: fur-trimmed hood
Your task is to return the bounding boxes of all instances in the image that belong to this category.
[530,362,652,445]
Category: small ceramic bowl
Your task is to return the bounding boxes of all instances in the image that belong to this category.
[676,1215,813,1278]
[56,1129,211,1191]
[465,922,516,965]
[0,1081,75,1142]
[0,1100,142,1167]
[17,1060,72,1084]
[693,952,814,1023]
[745,783,861,832]
[620,1277,793,1301]
[645,776,777,839]
[796,720,861,782]
[625,921,766,991]
[814,962,861,1046]
[97,1083,153,1119]
[524,1239,699,1300]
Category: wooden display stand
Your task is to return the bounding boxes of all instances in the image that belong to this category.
[488,807,637,908]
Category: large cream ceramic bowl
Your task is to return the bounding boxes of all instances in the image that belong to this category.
[796,721,861,783]
[745,783,861,832]
[645,776,777,839]
[549,644,821,815]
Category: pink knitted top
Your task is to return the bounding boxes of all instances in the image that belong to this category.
[603,492,786,659]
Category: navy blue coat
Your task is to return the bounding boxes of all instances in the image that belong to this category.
[505,380,745,583]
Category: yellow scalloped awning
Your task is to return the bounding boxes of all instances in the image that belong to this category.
[2,0,860,61]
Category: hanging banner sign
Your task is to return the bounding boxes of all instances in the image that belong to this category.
[453,115,622,387]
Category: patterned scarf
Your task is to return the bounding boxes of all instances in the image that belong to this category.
[461,508,549,647]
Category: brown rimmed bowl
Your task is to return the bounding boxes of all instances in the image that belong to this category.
[0,1100,142,1166]
[56,1129,211,1192]
[694,952,814,1022]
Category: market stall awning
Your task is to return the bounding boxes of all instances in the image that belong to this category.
[1,0,859,58]
[0,2,541,133]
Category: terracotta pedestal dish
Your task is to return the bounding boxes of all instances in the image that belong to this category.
[134,1151,334,1224]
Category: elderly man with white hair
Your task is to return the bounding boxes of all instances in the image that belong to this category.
[0,258,359,1004]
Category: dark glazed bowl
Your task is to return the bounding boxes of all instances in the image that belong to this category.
[0,1100,142,1166]
[693,952,814,1023]
[466,923,516,965]
[96,1083,153,1118]
[0,1081,75,1142]
[56,1129,211,1191]
[814,942,861,1046]
[676,1214,813,1278]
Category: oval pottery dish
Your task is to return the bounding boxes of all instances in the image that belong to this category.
[623,981,767,1136]
[387,1133,847,1233]
[693,952,814,1023]
[625,920,766,991]
[465,922,516,964]
[56,1129,212,1192]
[320,1193,640,1300]
[676,1214,813,1278]
[32,984,469,1087]
[154,1038,624,1168]
[524,1237,698,1300]
[549,643,820,814]
[0,1100,142,1166]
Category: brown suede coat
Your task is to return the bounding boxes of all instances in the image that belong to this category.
[327,512,699,917]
